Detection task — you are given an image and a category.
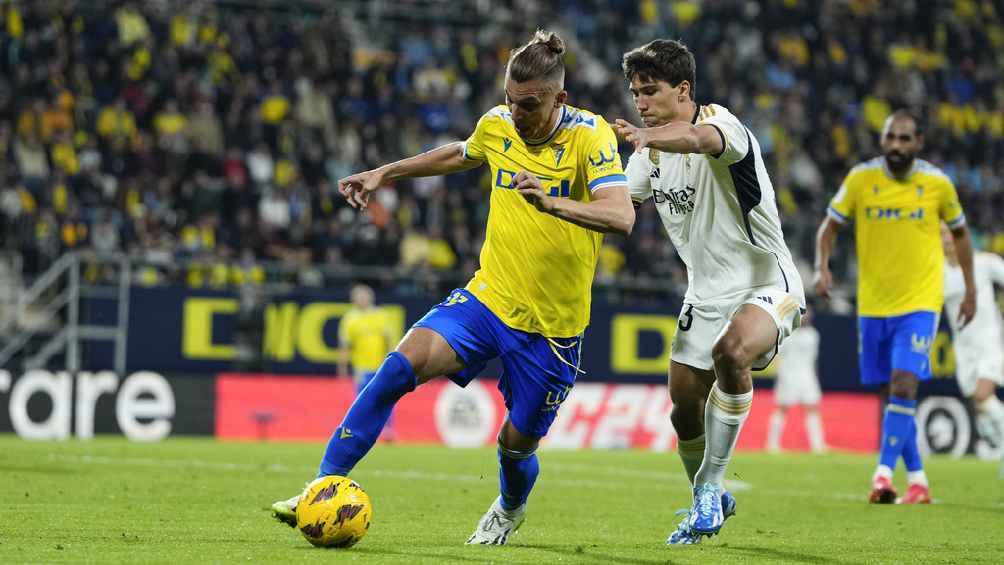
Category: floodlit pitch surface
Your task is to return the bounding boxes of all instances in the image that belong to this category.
[2,436,1002,564]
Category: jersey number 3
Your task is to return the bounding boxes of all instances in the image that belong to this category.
[678,304,694,332]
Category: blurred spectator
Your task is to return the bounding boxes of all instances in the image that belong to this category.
[0,0,1000,307]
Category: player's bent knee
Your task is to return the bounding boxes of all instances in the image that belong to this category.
[890,371,919,399]
[395,328,464,382]
[712,334,753,372]
[498,420,539,453]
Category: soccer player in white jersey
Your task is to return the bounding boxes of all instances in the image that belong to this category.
[766,308,827,454]
[614,39,805,544]
[942,225,1004,465]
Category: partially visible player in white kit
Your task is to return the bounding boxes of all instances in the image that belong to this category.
[942,225,1004,468]
[766,308,827,454]
[614,39,805,544]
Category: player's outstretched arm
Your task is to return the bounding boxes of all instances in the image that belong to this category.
[338,142,481,209]
[950,224,977,327]
[612,119,723,155]
[813,216,843,300]
[514,171,634,236]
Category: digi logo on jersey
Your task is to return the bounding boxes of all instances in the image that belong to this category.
[494,168,571,198]
[652,186,696,215]
[864,206,924,221]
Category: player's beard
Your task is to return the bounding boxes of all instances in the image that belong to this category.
[884,151,914,175]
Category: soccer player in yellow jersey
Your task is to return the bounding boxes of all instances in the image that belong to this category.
[814,110,976,504]
[271,30,635,545]
[337,284,394,437]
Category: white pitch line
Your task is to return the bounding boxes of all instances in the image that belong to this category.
[46,452,746,493]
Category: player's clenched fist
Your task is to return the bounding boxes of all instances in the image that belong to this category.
[514,171,555,213]
[612,119,650,153]
[338,169,385,210]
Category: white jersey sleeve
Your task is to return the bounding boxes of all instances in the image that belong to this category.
[625,149,654,204]
[700,109,750,165]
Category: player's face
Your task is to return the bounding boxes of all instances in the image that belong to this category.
[880,118,923,172]
[628,76,687,127]
[351,286,374,308]
[505,78,566,139]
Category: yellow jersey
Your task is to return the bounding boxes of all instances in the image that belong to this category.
[827,157,965,317]
[338,307,390,372]
[461,104,627,337]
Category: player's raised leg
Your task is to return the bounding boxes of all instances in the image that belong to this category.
[689,303,779,536]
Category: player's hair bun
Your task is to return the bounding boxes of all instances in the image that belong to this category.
[532,29,565,56]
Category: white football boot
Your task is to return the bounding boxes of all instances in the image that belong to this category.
[465,496,526,545]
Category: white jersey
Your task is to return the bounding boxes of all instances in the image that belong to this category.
[626,103,805,306]
[778,325,820,381]
[775,325,822,406]
[944,252,1004,356]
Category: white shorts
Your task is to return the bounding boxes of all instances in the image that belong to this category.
[671,286,803,372]
[774,370,822,406]
[955,348,1004,397]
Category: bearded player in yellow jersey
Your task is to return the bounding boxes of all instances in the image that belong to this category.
[815,110,976,505]
[271,30,634,545]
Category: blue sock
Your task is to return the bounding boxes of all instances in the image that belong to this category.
[318,352,416,477]
[901,418,923,472]
[498,444,539,511]
[878,395,917,470]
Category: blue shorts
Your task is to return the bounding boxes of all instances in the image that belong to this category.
[858,311,939,385]
[413,289,582,438]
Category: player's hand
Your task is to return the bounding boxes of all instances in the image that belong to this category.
[514,171,556,213]
[337,168,385,210]
[813,268,833,301]
[957,290,976,328]
[613,119,650,153]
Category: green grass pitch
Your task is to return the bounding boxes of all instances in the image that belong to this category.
[2,436,1002,564]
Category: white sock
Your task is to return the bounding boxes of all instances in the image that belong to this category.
[976,395,1004,445]
[766,410,785,452]
[907,470,928,487]
[873,464,893,480]
[677,434,706,484]
[694,384,753,487]
[806,411,826,453]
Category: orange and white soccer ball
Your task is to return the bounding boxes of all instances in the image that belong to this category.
[295,475,373,548]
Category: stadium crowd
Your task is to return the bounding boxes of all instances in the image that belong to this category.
[0,0,1002,304]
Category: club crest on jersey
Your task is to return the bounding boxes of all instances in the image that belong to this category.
[553,144,566,166]
[916,185,924,198]
[648,150,660,166]
[503,137,512,152]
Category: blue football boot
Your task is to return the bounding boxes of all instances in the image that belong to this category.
[688,483,724,536]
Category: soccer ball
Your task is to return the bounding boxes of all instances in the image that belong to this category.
[295,475,373,548]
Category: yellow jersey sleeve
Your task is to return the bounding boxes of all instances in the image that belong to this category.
[937,177,966,228]
[462,111,492,162]
[580,119,627,193]
[827,171,860,224]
